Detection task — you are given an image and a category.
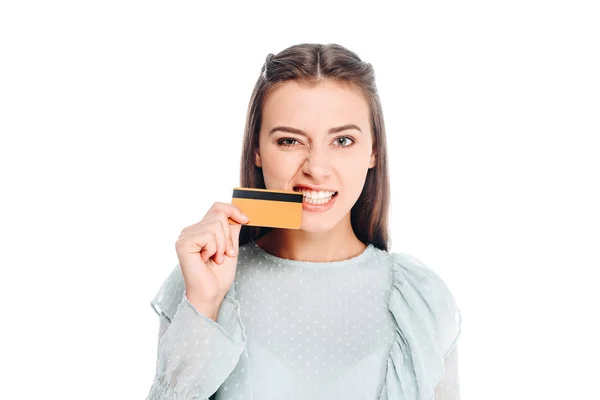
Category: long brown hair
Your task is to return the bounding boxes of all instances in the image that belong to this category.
[238,43,391,251]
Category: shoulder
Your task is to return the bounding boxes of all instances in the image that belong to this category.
[371,248,463,397]
[390,252,454,295]
[385,250,462,359]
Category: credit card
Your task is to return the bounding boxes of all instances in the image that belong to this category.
[230,187,303,229]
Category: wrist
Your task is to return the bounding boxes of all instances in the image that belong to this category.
[185,295,221,321]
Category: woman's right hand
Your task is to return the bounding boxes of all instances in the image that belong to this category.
[175,202,249,319]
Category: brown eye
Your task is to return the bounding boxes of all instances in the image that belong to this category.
[278,138,299,147]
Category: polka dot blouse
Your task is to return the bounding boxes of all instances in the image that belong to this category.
[146,241,462,400]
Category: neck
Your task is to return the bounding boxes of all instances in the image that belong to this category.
[255,214,367,262]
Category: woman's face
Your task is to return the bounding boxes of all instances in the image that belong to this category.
[255,79,376,233]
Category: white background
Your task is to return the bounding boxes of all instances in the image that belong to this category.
[1,1,599,399]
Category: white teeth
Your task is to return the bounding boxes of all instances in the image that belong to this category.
[295,189,336,199]
[293,188,337,205]
[305,197,332,205]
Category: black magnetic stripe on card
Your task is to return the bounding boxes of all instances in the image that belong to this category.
[232,189,303,203]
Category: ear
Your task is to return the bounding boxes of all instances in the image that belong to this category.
[369,151,376,169]
[254,151,262,168]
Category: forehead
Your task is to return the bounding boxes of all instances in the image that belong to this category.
[261,80,370,130]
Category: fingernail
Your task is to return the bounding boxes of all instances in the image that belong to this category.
[241,214,249,222]
[230,246,237,256]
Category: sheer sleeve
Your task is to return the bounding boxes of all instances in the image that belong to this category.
[380,253,462,400]
[145,265,247,399]
[158,313,169,340]
[434,345,461,399]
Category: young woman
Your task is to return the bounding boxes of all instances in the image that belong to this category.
[146,43,462,400]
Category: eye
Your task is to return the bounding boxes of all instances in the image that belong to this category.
[334,136,355,147]
[277,138,299,147]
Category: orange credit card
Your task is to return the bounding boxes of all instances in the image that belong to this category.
[230,187,303,229]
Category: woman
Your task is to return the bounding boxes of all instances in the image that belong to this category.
[146,43,462,400]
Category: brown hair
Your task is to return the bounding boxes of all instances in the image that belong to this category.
[238,43,391,251]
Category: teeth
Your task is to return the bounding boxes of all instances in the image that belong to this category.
[294,188,336,199]
[294,188,337,205]
[305,197,332,205]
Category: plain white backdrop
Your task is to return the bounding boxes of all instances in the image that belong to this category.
[1,1,598,399]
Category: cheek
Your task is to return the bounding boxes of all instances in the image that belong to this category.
[336,154,371,191]
[337,151,371,173]
[261,149,302,184]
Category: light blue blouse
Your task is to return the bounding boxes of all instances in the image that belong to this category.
[145,241,462,399]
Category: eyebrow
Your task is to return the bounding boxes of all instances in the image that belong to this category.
[268,124,363,136]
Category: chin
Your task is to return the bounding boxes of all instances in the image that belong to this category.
[300,226,332,234]
[299,219,338,233]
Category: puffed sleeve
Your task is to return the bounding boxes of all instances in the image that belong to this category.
[434,345,461,399]
[379,253,462,400]
[145,265,247,399]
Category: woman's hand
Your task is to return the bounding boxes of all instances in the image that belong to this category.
[175,202,249,319]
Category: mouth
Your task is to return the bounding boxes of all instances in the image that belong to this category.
[293,187,338,205]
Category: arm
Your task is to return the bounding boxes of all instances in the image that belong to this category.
[145,294,246,399]
[434,345,461,400]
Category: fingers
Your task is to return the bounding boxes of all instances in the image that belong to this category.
[179,202,249,266]
[229,222,243,254]
[211,202,249,225]
[177,229,214,264]
[210,220,227,264]
[218,216,236,258]
[180,222,224,265]
[201,216,233,265]
[211,203,248,259]
[198,232,216,264]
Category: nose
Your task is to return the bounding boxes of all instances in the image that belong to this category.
[301,147,332,179]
